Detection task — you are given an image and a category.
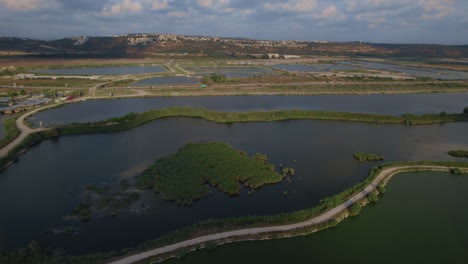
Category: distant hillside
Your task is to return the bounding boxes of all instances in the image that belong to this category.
[1,34,467,58]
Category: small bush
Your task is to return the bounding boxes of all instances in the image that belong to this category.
[448,150,468,158]
[354,152,385,162]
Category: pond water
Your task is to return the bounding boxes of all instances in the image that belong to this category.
[29,93,468,127]
[33,66,166,75]
[271,64,328,72]
[315,64,361,71]
[167,171,468,264]
[195,72,279,78]
[131,76,201,86]
[188,68,272,72]
[0,118,467,254]
[341,61,468,79]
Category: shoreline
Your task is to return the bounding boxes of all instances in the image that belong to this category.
[0,160,466,264]
[0,106,467,172]
[108,165,468,264]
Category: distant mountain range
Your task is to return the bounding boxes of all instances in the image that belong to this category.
[1,33,467,58]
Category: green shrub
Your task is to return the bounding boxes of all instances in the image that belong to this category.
[348,203,362,216]
[354,152,385,162]
[451,168,464,175]
[448,150,468,158]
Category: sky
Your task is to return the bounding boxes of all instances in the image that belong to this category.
[0,0,467,44]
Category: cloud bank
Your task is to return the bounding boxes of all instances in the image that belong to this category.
[0,0,466,44]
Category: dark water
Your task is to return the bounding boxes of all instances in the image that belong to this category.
[189,68,272,72]
[34,66,166,75]
[0,118,467,254]
[30,93,468,127]
[167,171,468,264]
[132,76,201,86]
[271,64,327,72]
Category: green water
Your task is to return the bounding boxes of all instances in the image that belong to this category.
[167,171,468,264]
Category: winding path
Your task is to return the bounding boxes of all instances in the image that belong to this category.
[108,165,466,264]
[0,87,151,158]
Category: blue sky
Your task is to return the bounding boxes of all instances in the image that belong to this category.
[0,0,467,44]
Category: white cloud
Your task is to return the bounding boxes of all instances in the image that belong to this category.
[151,0,169,10]
[0,0,61,11]
[197,0,228,9]
[264,0,317,12]
[419,0,455,19]
[313,5,337,19]
[167,11,188,18]
[102,0,142,16]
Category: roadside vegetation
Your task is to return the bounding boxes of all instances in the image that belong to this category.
[354,152,385,162]
[0,117,20,149]
[448,150,468,158]
[136,142,283,205]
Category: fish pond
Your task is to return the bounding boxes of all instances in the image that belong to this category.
[28,93,468,127]
[131,76,201,86]
[0,117,467,254]
[33,66,166,75]
[166,171,468,264]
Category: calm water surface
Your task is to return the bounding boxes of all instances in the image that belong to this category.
[195,72,279,78]
[271,64,327,72]
[167,171,468,264]
[0,118,467,254]
[29,93,468,127]
[132,76,201,86]
[34,66,166,75]
[189,68,272,72]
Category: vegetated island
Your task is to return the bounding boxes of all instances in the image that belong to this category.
[448,150,468,158]
[136,142,284,205]
[354,152,385,162]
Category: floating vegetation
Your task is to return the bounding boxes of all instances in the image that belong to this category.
[67,180,141,222]
[353,152,385,162]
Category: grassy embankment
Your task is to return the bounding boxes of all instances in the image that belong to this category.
[0,117,20,148]
[0,107,467,173]
[354,152,385,162]
[448,150,468,158]
[136,142,283,205]
[133,82,468,97]
[1,160,467,264]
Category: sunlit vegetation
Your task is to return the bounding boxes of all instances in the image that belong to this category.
[202,73,228,83]
[354,152,385,162]
[448,150,468,158]
[136,142,283,205]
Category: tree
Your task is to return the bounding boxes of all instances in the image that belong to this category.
[464,106,468,114]
[401,113,415,125]
[20,89,26,95]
